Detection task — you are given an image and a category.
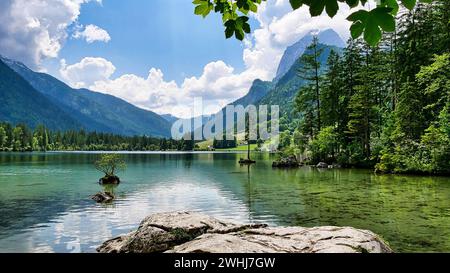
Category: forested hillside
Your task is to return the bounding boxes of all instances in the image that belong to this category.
[0,59,82,131]
[1,57,171,137]
[282,1,449,174]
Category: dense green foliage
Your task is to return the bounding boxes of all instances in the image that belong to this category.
[289,1,450,174]
[193,0,434,46]
[94,154,126,177]
[0,122,195,152]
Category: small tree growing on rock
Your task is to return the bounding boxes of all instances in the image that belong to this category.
[95,154,126,184]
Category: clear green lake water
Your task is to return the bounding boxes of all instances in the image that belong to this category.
[0,152,449,253]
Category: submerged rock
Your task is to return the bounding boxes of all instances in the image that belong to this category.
[272,155,299,168]
[91,192,115,203]
[97,212,392,253]
[99,175,120,185]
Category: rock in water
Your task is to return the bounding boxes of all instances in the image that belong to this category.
[239,158,256,164]
[272,155,299,168]
[91,192,115,203]
[316,162,329,168]
[99,175,120,185]
[97,212,392,253]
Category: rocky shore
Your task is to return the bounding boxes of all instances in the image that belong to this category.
[97,212,392,253]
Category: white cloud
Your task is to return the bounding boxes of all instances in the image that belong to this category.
[0,0,102,69]
[58,0,360,118]
[92,67,181,114]
[73,24,111,43]
[60,57,115,88]
[242,0,353,81]
[59,58,254,118]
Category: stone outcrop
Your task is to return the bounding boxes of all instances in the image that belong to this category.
[97,212,392,253]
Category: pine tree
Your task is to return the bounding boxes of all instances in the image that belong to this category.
[321,50,342,129]
[295,85,317,139]
[297,36,325,132]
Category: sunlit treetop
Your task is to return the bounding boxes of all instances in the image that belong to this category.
[193,0,435,46]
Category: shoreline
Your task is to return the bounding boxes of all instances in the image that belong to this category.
[1,151,449,177]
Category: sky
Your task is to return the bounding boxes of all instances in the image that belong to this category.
[0,0,358,118]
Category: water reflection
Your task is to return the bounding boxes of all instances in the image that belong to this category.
[0,152,449,253]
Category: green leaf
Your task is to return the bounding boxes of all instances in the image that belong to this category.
[346,0,360,8]
[325,0,339,18]
[364,16,382,46]
[347,10,369,22]
[401,0,417,10]
[235,28,245,40]
[194,5,206,15]
[242,22,251,33]
[383,0,400,14]
[289,0,303,10]
[249,2,258,13]
[350,21,364,39]
[225,27,234,39]
[373,8,395,32]
[224,20,235,39]
[194,2,212,18]
[310,0,326,16]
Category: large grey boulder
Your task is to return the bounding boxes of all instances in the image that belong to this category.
[168,227,392,253]
[97,211,265,253]
[97,212,392,253]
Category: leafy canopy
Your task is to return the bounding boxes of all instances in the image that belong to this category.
[94,154,126,177]
[193,0,434,46]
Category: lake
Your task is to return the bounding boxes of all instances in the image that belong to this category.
[0,152,449,253]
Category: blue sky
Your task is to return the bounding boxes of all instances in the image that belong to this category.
[54,0,254,84]
[0,0,352,117]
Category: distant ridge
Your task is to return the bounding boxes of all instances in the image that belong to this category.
[1,56,171,137]
[0,58,82,130]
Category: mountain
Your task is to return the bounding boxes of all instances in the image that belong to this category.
[230,79,272,107]
[190,44,342,139]
[0,59,82,130]
[161,114,179,124]
[260,44,341,118]
[1,56,171,137]
[275,29,345,81]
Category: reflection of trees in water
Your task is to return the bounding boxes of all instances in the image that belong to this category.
[183,153,194,168]
[240,163,253,223]
[102,184,118,195]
